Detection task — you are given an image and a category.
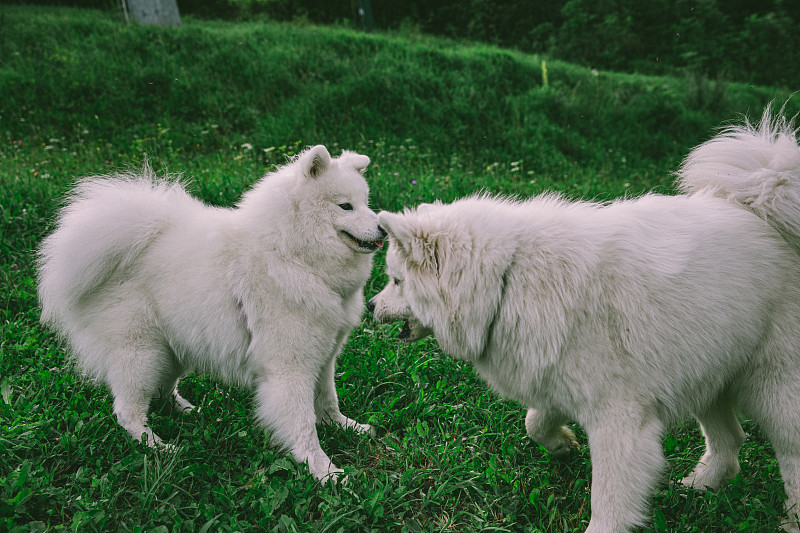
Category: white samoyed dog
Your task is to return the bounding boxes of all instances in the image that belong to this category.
[38,145,385,481]
[369,108,800,531]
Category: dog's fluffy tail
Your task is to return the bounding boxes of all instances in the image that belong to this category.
[677,104,800,250]
[37,165,194,332]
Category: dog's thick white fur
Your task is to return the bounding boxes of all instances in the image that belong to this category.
[38,145,384,481]
[370,108,800,531]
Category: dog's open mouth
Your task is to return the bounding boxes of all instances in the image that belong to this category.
[397,319,433,343]
[398,321,413,341]
[340,231,384,253]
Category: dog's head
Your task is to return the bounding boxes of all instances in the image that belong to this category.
[297,145,386,254]
[368,234,433,342]
[244,145,386,255]
[368,198,515,360]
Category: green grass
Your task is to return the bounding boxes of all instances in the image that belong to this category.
[1,5,798,532]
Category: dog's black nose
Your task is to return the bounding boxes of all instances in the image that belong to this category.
[366,298,375,313]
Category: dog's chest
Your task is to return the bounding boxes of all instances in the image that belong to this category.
[473,350,555,408]
[322,258,372,307]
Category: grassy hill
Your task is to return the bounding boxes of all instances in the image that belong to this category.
[3,6,794,170]
[1,5,798,532]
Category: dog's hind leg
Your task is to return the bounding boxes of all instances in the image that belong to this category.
[742,374,800,531]
[112,390,162,446]
[106,345,176,447]
[681,392,744,490]
[774,451,800,533]
[584,406,666,533]
[150,355,195,415]
[169,385,195,413]
[525,408,578,456]
[734,312,800,532]
[748,398,800,532]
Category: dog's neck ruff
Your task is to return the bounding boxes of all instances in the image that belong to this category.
[478,249,517,361]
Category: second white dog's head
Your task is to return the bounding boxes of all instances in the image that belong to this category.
[368,234,433,342]
[369,198,515,360]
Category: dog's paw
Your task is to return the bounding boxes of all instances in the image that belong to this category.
[157,441,179,453]
[306,451,344,483]
[525,410,578,456]
[339,417,375,437]
[141,434,178,453]
[680,457,739,491]
[357,423,376,437]
[317,466,346,485]
[680,470,726,491]
[539,426,579,457]
[171,392,195,414]
[780,516,800,533]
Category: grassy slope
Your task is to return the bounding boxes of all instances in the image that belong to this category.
[1,5,798,532]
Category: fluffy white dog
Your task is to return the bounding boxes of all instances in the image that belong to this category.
[38,145,384,481]
[369,108,800,531]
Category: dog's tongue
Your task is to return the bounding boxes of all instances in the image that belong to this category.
[373,240,384,248]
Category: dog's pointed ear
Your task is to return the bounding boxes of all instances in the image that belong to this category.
[378,211,412,246]
[340,150,370,174]
[300,145,332,179]
[379,210,441,273]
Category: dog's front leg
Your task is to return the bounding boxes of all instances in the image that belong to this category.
[584,408,667,533]
[255,374,343,482]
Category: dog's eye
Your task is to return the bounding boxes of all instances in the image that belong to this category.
[392,277,402,286]
[338,203,353,211]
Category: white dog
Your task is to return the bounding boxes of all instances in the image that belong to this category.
[369,108,800,531]
[38,145,384,481]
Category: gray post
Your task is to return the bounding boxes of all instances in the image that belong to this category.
[358,0,373,33]
[123,0,181,26]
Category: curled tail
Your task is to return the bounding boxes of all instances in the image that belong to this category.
[677,104,800,250]
[37,165,195,332]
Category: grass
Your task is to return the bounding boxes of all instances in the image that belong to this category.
[1,4,799,532]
